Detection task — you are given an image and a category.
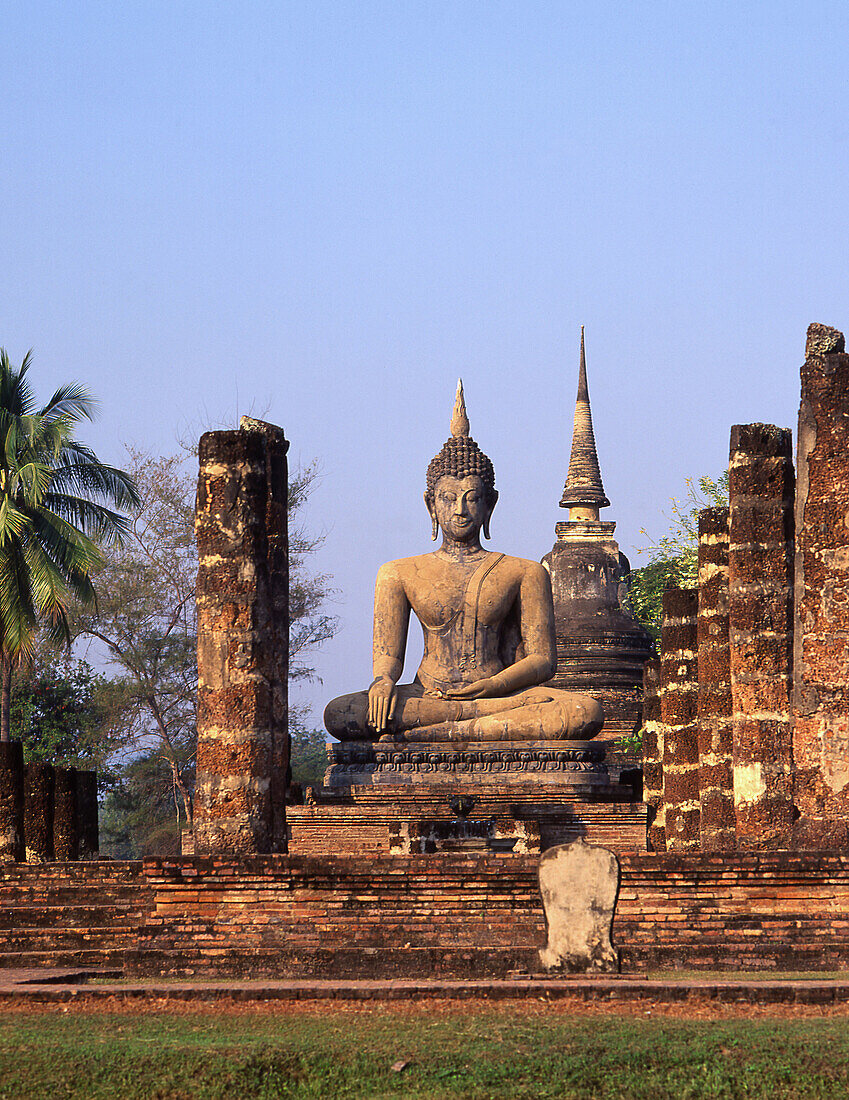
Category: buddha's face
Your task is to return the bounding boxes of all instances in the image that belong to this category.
[427,474,496,542]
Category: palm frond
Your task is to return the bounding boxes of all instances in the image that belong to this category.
[49,456,141,511]
[40,381,98,426]
[42,493,131,545]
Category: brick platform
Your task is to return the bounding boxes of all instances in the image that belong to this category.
[3,853,849,977]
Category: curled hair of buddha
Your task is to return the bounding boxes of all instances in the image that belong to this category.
[425,381,496,508]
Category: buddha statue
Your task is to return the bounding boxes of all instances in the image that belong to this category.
[324,383,604,744]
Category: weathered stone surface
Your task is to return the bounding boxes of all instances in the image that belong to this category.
[660,587,700,850]
[324,382,603,744]
[194,420,289,856]
[538,839,619,971]
[793,323,849,846]
[53,767,78,861]
[0,742,24,863]
[698,507,734,850]
[729,423,794,848]
[641,658,664,851]
[23,762,53,862]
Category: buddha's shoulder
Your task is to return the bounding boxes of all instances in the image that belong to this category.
[495,554,550,582]
[375,555,432,582]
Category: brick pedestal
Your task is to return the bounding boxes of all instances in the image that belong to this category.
[793,323,849,847]
[195,420,289,855]
[729,423,795,848]
[660,587,699,850]
[697,507,734,850]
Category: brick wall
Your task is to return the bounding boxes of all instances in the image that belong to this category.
[4,854,849,976]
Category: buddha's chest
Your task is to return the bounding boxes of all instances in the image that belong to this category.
[405,559,517,634]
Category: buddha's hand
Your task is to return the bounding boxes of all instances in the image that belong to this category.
[368,676,398,732]
[450,677,503,700]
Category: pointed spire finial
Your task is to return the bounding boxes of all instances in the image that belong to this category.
[559,329,610,514]
[450,378,470,438]
[577,325,589,401]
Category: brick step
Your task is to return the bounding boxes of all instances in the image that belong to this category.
[0,927,139,952]
[0,868,144,887]
[622,941,849,969]
[0,948,129,970]
[0,886,150,905]
[0,906,147,929]
[127,945,544,980]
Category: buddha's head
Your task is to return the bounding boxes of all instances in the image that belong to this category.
[424,381,498,542]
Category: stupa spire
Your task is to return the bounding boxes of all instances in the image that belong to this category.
[559,327,610,514]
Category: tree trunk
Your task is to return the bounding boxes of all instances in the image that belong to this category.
[0,654,10,743]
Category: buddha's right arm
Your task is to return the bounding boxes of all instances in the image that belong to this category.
[371,562,410,687]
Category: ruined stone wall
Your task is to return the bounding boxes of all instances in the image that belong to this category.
[659,587,699,850]
[729,423,795,848]
[793,323,849,847]
[697,507,734,850]
[195,420,289,856]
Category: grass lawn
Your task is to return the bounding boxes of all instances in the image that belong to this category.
[1,1002,849,1099]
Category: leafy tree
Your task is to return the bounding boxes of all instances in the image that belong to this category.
[0,349,139,741]
[628,473,729,646]
[12,652,123,782]
[100,750,189,858]
[290,727,329,791]
[74,449,198,827]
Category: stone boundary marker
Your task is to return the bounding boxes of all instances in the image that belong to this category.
[538,839,619,972]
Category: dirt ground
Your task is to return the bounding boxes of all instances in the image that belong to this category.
[2,994,849,1020]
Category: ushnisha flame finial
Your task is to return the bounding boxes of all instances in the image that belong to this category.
[450,379,470,439]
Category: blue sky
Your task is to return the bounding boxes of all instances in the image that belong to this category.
[2,2,848,725]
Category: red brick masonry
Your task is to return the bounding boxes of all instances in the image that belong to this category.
[2,854,849,976]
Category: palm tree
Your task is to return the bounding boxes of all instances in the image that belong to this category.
[0,349,140,741]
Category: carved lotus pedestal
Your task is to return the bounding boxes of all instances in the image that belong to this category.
[286,739,646,856]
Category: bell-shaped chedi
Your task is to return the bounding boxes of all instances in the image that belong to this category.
[542,330,653,735]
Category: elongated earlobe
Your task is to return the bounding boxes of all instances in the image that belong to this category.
[483,492,498,540]
[424,491,439,541]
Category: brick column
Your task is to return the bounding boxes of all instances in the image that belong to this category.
[697,507,735,850]
[195,420,289,855]
[241,417,290,853]
[0,742,24,862]
[640,659,664,851]
[53,766,78,861]
[729,423,795,849]
[24,762,53,862]
[660,587,700,850]
[77,771,98,859]
[793,323,849,847]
